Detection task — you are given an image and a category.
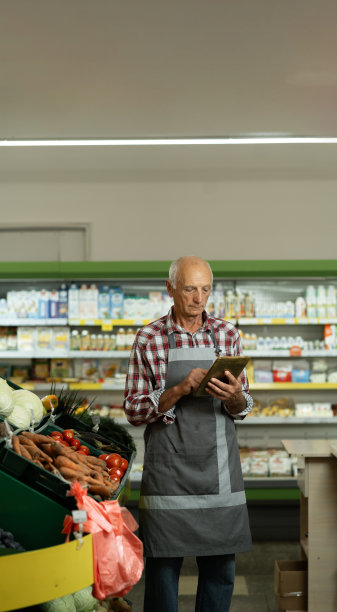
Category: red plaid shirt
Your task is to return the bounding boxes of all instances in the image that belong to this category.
[124,307,253,426]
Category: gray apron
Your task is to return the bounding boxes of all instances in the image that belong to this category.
[139,325,252,558]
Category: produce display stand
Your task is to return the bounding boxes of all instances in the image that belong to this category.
[0,533,94,611]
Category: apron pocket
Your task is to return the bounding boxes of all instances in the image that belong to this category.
[141,450,219,496]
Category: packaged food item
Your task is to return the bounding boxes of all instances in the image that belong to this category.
[0,327,8,350]
[17,327,35,352]
[272,361,292,383]
[50,358,71,379]
[87,284,98,320]
[253,360,273,383]
[70,329,80,350]
[68,283,80,319]
[98,285,111,319]
[90,333,97,350]
[99,359,118,380]
[80,329,90,350]
[103,334,112,351]
[53,327,70,351]
[324,324,336,350]
[7,328,17,350]
[10,364,31,382]
[38,289,50,318]
[96,333,104,351]
[116,327,126,350]
[126,328,135,351]
[79,284,89,319]
[36,327,53,350]
[110,287,124,319]
[81,359,99,381]
[269,453,292,477]
[49,289,59,318]
[58,284,68,318]
[0,298,8,318]
[32,359,50,381]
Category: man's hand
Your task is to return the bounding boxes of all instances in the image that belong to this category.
[206,370,246,414]
[158,367,208,413]
[177,368,208,396]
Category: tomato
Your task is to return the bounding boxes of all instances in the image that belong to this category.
[109,467,124,479]
[76,450,87,455]
[109,474,121,482]
[70,438,81,449]
[62,429,74,443]
[78,445,90,455]
[120,458,129,472]
[50,431,63,439]
[98,454,110,462]
[106,453,122,469]
[59,439,69,447]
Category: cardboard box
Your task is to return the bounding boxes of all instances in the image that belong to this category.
[274,559,307,610]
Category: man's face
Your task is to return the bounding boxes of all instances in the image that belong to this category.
[166,262,212,321]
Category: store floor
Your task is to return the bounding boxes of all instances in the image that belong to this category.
[126,540,300,612]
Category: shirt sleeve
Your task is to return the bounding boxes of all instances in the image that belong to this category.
[123,339,176,426]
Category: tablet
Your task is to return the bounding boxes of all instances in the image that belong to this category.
[193,355,250,397]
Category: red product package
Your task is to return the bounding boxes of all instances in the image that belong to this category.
[62,481,143,599]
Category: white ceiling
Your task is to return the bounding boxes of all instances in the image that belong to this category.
[1,0,337,179]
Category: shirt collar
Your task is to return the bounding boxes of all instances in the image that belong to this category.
[166,306,213,334]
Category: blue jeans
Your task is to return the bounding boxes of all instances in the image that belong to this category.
[143,554,235,612]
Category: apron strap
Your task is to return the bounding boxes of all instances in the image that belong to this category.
[168,323,221,356]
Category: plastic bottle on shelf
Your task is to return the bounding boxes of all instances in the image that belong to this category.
[58,284,68,318]
[70,330,80,351]
[326,285,337,318]
[79,284,88,319]
[126,327,135,351]
[49,289,59,319]
[317,285,327,318]
[214,283,225,319]
[116,327,126,350]
[68,283,80,319]
[305,285,317,318]
[87,284,98,320]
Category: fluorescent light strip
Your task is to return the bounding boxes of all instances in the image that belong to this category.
[1,137,337,146]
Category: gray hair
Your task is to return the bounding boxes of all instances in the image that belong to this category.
[168,257,213,289]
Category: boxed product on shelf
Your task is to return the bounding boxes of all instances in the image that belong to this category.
[32,359,50,381]
[52,327,70,351]
[73,358,99,381]
[50,358,72,380]
[272,360,292,383]
[253,360,273,383]
[98,285,111,319]
[36,327,53,350]
[99,359,118,380]
[291,359,310,383]
[17,327,35,351]
[295,402,333,417]
[109,287,124,319]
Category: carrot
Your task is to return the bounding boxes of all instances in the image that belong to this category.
[21,431,54,445]
[12,436,22,456]
[54,455,90,476]
[58,467,89,482]
[20,444,33,461]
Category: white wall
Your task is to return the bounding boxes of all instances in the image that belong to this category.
[1,178,336,261]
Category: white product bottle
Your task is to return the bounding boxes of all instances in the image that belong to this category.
[58,284,68,318]
[68,283,80,319]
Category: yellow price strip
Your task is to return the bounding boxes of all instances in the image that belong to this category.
[102,322,113,331]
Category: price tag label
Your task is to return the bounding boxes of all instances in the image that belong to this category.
[102,322,113,331]
[72,510,87,524]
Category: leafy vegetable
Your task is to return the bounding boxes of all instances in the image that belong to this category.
[12,389,44,423]
[72,586,98,611]
[7,405,31,429]
[0,380,14,417]
[41,594,76,612]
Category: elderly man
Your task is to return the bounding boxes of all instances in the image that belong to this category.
[124,256,252,612]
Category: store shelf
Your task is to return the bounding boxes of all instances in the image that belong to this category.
[246,349,337,357]
[250,382,337,390]
[0,318,67,326]
[69,318,151,327]
[0,350,131,359]
[0,534,94,612]
[238,317,337,325]
[237,417,337,425]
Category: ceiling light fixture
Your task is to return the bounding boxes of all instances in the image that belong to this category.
[0,136,337,147]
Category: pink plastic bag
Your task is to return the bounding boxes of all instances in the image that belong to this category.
[62,481,144,599]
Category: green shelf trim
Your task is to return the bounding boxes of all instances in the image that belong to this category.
[245,488,300,501]
[0,259,337,280]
